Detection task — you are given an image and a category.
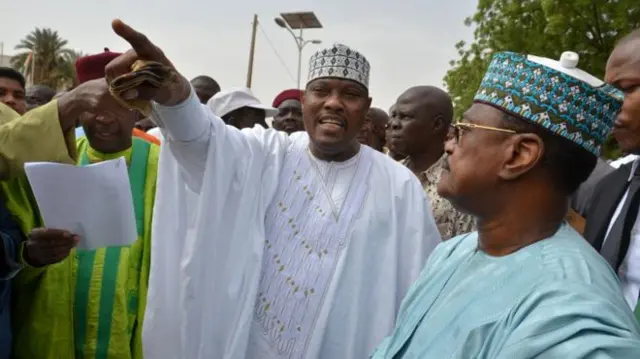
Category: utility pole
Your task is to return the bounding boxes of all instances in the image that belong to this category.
[246,14,258,88]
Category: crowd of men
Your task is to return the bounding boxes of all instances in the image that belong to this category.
[0,18,640,358]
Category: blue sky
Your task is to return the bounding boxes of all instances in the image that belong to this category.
[1,0,477,110]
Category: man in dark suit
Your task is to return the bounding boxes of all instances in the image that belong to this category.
[584,29,640,321]
[571,157,613,216]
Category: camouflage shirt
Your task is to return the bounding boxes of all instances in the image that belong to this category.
[402,155,476,240]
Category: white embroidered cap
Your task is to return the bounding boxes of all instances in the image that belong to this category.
[207,87,278,118]
[306,43,370,89]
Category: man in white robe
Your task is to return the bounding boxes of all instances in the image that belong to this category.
[102,21,441,359]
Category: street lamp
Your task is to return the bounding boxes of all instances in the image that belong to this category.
[274,11,323,89]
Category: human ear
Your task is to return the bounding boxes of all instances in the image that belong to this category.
[498,133,544,180]
[432,114,445,132]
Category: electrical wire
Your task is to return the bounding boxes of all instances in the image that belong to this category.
[257,22,297,84]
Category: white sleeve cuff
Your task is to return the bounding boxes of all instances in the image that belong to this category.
[151,86,209,143]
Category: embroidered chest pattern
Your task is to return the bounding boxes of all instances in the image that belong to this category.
[253,142,372,359]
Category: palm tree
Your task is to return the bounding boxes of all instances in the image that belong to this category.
[10,28,77,89]
[54,50,85,89]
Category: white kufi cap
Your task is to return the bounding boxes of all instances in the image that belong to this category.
[306,43,370,89]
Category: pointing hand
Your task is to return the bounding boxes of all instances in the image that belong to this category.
[105,19,191,107]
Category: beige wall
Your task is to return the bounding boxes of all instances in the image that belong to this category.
[0,54,11,67]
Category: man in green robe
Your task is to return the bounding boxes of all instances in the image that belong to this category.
[0,68,79,359]
[11,50,160,359]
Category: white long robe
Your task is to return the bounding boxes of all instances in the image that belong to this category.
[143,90,441,359]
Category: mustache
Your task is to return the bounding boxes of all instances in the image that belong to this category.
[441,156,451,171]
[319,112,346,122]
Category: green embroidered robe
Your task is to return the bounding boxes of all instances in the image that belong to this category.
[0,100,77,235]
[0,101,76,359]
[11,137,158,359]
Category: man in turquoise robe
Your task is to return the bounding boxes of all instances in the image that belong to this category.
[371,51,640,358]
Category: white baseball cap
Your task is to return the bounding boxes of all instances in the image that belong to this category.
[207,87,278,118]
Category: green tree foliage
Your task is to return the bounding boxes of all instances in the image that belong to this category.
[443,0,640,158]
[10,28,81,90]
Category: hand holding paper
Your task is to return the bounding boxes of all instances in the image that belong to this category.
[24,157,138,251]
[24,228,79,267]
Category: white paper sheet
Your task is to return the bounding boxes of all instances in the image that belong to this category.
[24,157,138,250]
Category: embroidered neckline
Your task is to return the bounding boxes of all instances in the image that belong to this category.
[306,148,362,220]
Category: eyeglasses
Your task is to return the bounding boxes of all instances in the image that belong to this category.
[451,123,516,142]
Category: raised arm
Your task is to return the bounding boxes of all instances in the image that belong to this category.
[0,101,77,180]
[150,87,212,191]
[104,20,289,193]
[0,75,140,180]
[151,86,289,193]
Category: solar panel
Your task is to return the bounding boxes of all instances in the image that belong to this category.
[280,12,323,29]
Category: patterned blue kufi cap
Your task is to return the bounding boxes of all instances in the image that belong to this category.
[474,51,623,156]
[306,43,370,89]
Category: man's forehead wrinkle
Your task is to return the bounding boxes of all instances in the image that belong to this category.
[610,38,640,67]
[607,49,640,85]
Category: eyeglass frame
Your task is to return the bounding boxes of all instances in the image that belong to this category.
[450,122,517,142]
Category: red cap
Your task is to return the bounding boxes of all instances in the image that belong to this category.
[272,89,303,108]
[74,48,122,84]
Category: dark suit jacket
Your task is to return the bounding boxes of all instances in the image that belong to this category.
[584,162,633,250]
[571,158,614,217]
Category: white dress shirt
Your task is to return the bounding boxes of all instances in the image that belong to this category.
[604,159,640,309]
[610,154,639,169]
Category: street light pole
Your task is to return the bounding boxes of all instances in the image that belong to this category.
[274,12,323,89]
[296,28,303,89]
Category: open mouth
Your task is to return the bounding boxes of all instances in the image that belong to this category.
[93,123,120,139]
[282,120,301,131]
[94,132,119,140]
[319,116,346,130]
[389,135,404,148]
